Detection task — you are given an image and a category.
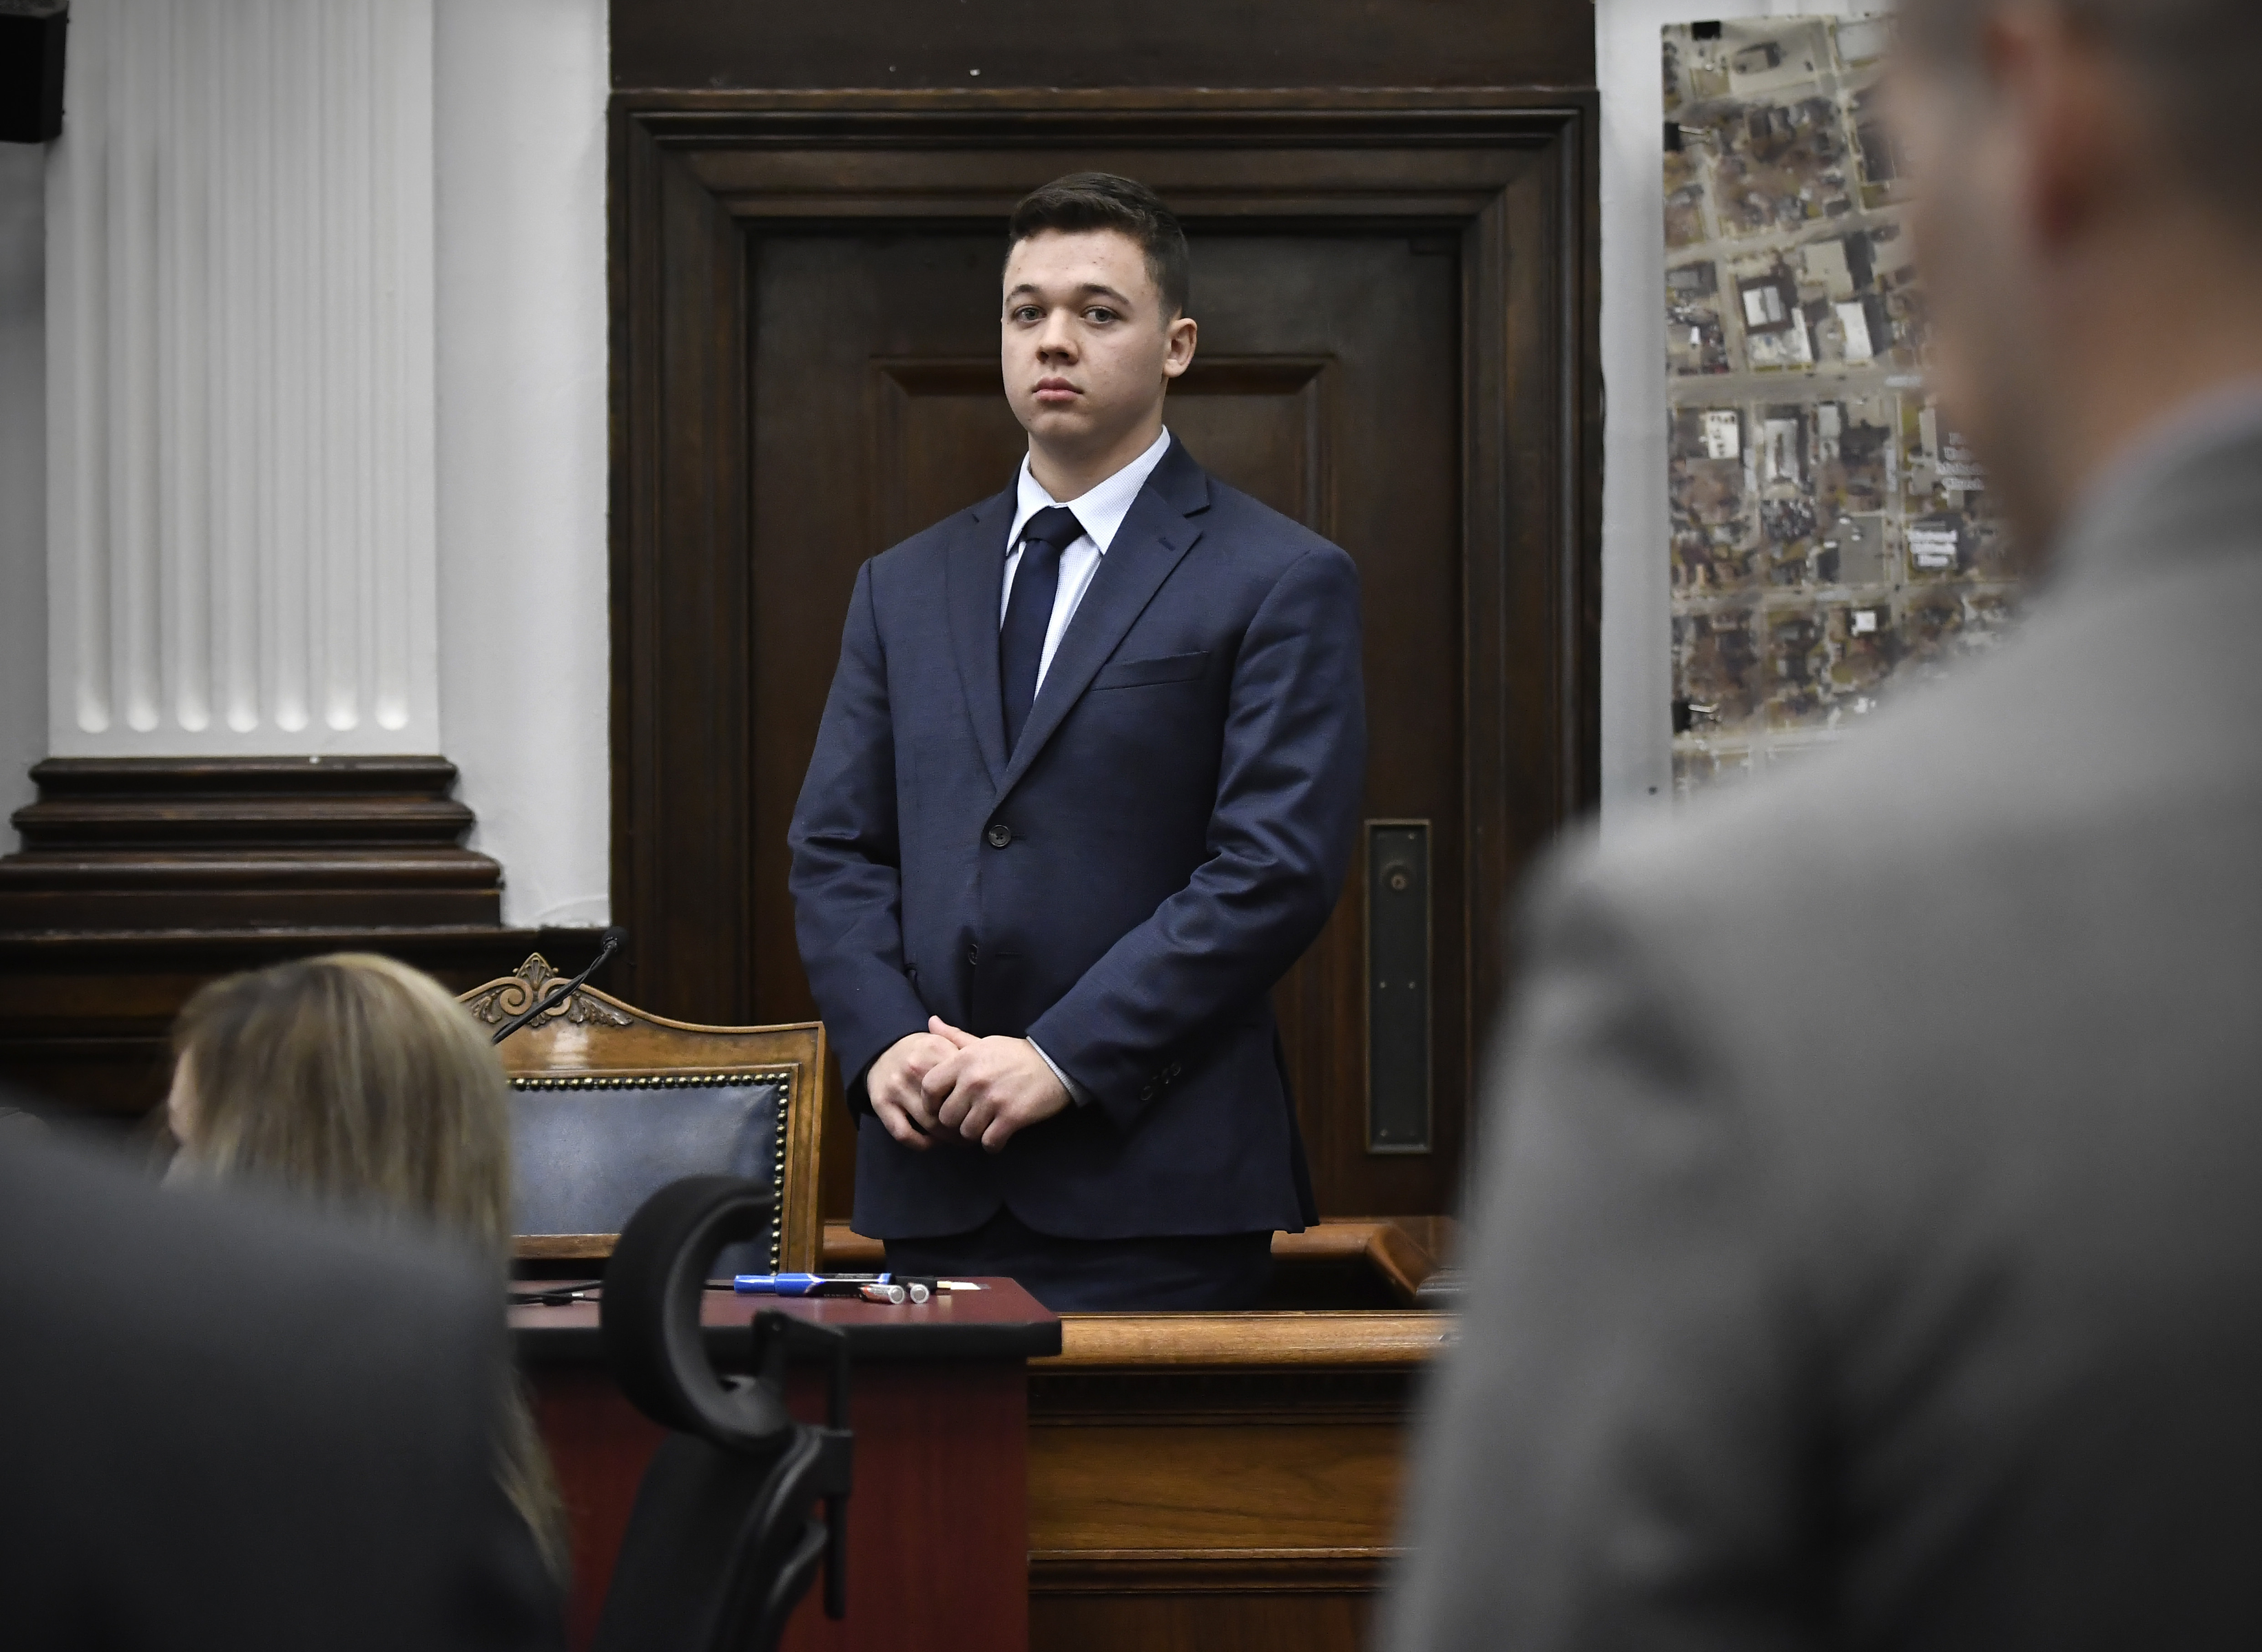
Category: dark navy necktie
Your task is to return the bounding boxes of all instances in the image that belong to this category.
[1000,504,1082,753]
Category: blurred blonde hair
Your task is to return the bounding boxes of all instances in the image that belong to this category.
[171,953,568,1581]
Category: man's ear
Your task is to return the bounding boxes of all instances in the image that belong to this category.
[1162,314,1198,380]
[1991,4,2126,253]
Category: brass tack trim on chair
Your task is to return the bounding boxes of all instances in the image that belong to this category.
[771,1096,790,1239]
[509,1069,796,1090]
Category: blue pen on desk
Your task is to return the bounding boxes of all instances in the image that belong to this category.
[733,1272,859,1295]
[733,1272,939,1304]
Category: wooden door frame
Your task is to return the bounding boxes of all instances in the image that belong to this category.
[608,88,1602,1144]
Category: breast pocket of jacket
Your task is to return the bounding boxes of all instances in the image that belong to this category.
[1088,650,1211,692]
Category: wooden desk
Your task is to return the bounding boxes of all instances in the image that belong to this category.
[514,1281,1061,1652]
[819,1220,1459,1652]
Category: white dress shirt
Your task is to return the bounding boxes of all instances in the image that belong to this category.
[1001,427,1171,1106]
[1001,427,1173,693]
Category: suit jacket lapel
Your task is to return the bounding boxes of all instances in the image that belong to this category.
[945,488,1015,791]
[995,440,1211,799]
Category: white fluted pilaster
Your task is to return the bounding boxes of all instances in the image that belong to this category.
[47,0,438,754]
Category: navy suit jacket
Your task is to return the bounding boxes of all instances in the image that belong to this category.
[788,437,1366,1241]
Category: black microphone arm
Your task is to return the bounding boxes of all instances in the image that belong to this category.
[490,927,626,1046]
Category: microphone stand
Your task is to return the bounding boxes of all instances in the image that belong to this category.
[490,928,625,1046]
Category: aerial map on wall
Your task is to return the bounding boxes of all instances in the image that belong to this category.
[1663,16,2019,794]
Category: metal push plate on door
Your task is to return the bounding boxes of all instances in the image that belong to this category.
[1366,820,1431,1154]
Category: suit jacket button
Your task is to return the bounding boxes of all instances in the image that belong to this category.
[1139,1084,1156,1102]
[965,944,979,965]
[985,823,1012,849]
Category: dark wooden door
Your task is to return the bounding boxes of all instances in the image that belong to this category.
[747,227,1465,1219]
[609,100,1596,1247]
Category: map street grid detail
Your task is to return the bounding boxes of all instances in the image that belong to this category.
[1664,16,2019,796]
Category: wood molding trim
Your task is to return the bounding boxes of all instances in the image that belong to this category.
[0,757,502,932]
[1041,1311,1450,1372]
[1029,1547,1396,1595]
[512,1235,621,1260]
[609,86,1604,1079]
[611,2,1594,95]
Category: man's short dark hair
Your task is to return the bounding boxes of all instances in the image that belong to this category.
[1899,0,2262,231]
[1008,173,1191,319]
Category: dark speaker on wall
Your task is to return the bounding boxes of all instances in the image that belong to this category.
[0,2,66,145]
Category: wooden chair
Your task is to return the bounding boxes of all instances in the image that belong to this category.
[460,955,827,1274]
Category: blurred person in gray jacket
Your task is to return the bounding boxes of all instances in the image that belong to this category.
[1385,1,2262,1647]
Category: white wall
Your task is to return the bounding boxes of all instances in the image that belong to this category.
[1594,0,1889,833]
[433,0,611,928]
[0,146,44,854]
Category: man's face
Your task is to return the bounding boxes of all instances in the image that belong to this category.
[1890,8,2119,551]
[1000,228,1194,461]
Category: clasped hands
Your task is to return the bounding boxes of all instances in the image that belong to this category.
[865,1016,1071,1153]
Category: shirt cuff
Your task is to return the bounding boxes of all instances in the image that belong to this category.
[1027,1038,1094,1107]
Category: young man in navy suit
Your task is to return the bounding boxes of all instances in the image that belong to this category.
[788,174,1367,1310]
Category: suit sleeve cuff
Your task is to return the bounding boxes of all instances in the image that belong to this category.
[1027,1038,1095,1107]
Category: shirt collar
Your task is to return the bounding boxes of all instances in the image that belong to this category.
[1007,427,1173,555]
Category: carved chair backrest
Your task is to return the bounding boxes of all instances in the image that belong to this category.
[460,955,827,1273]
